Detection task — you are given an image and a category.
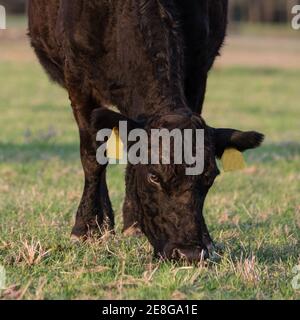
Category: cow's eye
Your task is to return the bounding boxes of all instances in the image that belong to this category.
[148,173,160,186]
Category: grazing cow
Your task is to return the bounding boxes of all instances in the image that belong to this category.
[28,0,264,261]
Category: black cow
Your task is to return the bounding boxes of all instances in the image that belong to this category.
[28,0,264,261]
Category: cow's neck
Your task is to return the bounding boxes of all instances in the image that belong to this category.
[132,0,190,118]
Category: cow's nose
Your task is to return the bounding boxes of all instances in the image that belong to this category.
[161,244,209,263]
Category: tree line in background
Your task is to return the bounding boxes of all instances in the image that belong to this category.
[229,0,298,23]
[1,0,25,14]
[1,0,299,24]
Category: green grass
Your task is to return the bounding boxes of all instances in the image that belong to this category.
[0,59,299,300]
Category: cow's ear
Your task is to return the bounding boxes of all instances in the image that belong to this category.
[213,128,264,158]
[91,108,142,133]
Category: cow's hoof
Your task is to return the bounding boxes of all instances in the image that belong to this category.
[70,232,100,244]
[123,225,143,237]
[71,221,102,242]
[70,234,84,244]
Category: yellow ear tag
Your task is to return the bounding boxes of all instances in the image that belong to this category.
[106,128,124,160]
[221,148,246,172]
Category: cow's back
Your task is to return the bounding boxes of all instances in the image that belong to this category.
[28,0,112,90]
[28,0,66,86]
[28,0,228,116]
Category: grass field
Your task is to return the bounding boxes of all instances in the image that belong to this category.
[0,19,300,300]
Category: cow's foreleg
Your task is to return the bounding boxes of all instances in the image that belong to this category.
[101,170,115,231]
[122,166,142,237]
[71,126,106,240]
[122,198,142,237]
[199,214,215,253]
[69,99,114,241]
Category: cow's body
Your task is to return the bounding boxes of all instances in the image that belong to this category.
[28,0,263,261]
[28,0,227,117]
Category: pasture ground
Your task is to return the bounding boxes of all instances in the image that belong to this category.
[0,17,299,300]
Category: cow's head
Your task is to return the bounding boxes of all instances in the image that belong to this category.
[92,108,264,262]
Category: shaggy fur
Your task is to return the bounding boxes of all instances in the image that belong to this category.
[28,0,264,261]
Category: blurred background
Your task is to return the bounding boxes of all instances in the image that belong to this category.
[1,0,300,69]
[2,0,299,22]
